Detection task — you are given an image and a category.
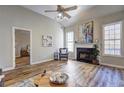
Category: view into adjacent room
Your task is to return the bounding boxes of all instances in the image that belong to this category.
[15,29,30,68]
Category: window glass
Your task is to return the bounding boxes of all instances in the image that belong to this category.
[103,22,121,56]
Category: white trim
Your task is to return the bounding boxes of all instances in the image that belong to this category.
[74,43,95,59]
[31,59,53,65]
[3,59,53,71]
[12,26,32,69]
[3,67,14,72]
[102,21,122,57]
[100,62,124,69]
[102,21,122,27]
[102,54,124,58]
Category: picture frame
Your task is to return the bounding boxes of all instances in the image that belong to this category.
[80,21,94,43]
[41,35,52,47]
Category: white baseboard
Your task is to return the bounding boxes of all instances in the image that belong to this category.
[3,67,14,72]
[100,62,124,69]
[3,59,53,71]
[31,59,53,65]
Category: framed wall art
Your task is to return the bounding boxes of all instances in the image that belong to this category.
[80,21,93,43]
[41,35,52,47]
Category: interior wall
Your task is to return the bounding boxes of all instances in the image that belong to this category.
[64,10,124,67]
[0,6,64,71]
[15,29,30,57]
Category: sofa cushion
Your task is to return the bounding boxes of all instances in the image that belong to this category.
[61,49,67,54]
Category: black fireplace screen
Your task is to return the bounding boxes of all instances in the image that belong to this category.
[77,48,94,63]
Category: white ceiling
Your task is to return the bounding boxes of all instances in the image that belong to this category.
[22,5,124,27]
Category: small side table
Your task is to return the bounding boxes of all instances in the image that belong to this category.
[54,52,59,60]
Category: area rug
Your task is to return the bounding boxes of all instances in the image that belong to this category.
[8,74,82,87]
[8,78,36,87]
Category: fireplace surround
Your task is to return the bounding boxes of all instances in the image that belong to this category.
[77,48,94,63]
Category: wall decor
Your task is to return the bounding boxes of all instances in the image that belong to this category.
[80,21,93,43]
[42,35,52,47]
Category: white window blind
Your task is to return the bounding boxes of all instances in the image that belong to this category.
[66,32,74,52]
[103,22,121,56]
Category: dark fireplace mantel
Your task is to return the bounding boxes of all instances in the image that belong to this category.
[77,47,94,63]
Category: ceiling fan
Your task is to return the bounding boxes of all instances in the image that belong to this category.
[44,5,78,19]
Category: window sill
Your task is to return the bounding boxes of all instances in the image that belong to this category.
[102,54,124,58]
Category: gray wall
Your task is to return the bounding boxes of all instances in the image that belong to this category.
[64,10,124,67]
[0,6,64,70]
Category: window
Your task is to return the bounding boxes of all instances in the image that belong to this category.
[103,22,121,56]
[66,32,74,52]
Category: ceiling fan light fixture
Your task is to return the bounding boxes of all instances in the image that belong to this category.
[44,5,77,22]
[57,12,64,19]
[63,16,69,20]
[58,12,62,17]
[56,12,69,21]
[57,13,63,20]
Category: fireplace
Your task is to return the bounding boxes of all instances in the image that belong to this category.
[77,48,94,63]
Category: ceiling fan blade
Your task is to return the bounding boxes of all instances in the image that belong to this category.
[64,6,77,11]
[63,12,71,18]
[44,10,57,12]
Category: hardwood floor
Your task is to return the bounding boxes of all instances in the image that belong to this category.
[16,57,30,68]
[4,60,124,87]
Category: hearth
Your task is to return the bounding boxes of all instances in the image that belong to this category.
[77,48,94,63]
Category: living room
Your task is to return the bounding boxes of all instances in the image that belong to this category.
[0,4,124,89]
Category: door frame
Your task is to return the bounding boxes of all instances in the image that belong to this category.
[12,26,32,68]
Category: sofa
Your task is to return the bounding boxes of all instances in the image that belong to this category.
[0,69,4,87]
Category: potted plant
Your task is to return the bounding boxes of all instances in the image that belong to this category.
[92,44,100,65]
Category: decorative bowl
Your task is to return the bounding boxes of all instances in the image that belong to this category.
[49,72,68,84]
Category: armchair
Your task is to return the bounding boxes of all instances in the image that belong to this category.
[59,48,68,60]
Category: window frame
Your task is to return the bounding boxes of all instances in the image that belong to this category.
[102,21,122,57]
[66,31,74,52]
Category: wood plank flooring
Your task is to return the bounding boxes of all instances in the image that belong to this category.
[4,60,124,87]
[16,57,30,68]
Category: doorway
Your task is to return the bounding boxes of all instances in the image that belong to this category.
[12,27,32,68]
